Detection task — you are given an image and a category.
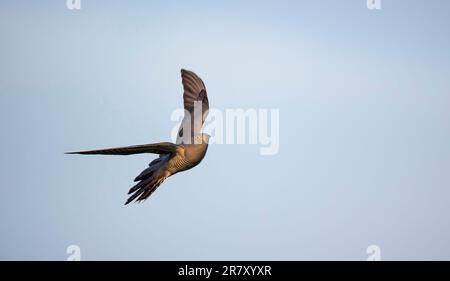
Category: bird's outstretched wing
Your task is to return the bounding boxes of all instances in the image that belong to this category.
[125,154,173,204]
[177,69,209,144]
[66,142,177,155]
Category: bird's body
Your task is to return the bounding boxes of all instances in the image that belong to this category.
[67,69,210,204]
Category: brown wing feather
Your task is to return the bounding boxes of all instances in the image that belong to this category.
[181,69,208,113]
[177,69,209,143]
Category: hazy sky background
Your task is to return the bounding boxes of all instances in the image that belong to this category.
[1,0,449,260]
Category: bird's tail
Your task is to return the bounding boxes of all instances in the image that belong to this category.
[65,142,177,155]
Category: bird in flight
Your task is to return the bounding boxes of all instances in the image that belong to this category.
[67,69,210,205]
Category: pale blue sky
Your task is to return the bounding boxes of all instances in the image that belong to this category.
[1,0,450,260]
